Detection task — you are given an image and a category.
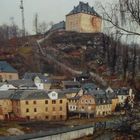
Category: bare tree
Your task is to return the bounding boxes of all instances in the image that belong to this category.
[100,0,140,36]
[38,21,48,34]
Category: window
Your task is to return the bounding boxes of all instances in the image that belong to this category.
[46,107,48,111]
[33,101,36,104]
[26,108,29,113]
[25,101,29,105]
[60,107,62,111]
[60,100,63,104]
[34,108,37,112]
[60,115,63,119]
[53,107,55,111]
[45,100,48,104]
[52,100,56,104]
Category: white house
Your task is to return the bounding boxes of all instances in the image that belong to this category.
[116,88,134,106]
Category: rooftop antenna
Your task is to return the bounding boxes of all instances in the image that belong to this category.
[20,0,25,37]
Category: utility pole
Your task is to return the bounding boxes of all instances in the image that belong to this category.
[20,0,25,37]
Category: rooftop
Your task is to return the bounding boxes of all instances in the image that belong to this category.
[67,1,101,17]
[0,61,17,73]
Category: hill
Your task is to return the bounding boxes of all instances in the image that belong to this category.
[39,31,140,90]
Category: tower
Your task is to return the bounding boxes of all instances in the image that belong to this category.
[20,0,25,37]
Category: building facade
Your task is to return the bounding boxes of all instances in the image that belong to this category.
[11,90,68,121]
[66,2,102,33]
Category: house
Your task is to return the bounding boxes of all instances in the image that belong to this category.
[0,91,14,120]
[7,79,37,90]
[0,61,19,81]
[106,91,119,112]
[68,93,96,119]
[61,81,81,89]
[66,1,102,33]
[23,73,52,90]
[10,90,67,121]
[115,87,134,107]
[89,89,112,117]
[68,89,112,118]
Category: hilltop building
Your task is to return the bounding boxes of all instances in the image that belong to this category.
[66,1,102,33]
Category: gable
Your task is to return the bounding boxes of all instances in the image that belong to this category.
[48,91,58,100]
[79,94,95,104]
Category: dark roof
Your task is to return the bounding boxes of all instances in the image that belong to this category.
[0,61,17,73]
[82,83,97,91]
[0,91,14,99]
[10,90,49,100]
[67,1,101,17]
[10,90,66,100]
[7,80,37,89]
[62,88,80,94]
[115,87,129,95]
[87,89,112,105]
[50,21,65,31]
[62,81,81,86]
[106,91,117,99]
[53,91,66,99]
[23,73,52,83]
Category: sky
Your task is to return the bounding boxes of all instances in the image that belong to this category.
[0,0,113,34]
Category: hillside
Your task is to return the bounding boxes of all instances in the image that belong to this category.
[40,31,140,90]
[0,31,139,90]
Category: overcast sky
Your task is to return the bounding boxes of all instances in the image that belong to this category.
[0,0,113,34]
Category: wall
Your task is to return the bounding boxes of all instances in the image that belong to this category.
[0,124,94,140]
[0,72,19,81]
[0,99,12,120]
[96,104,112,116]
[13,98,67,121]
[77,94,96,113]
[66,13,102,33]
[111,98,119,112]
[0,120,125,140]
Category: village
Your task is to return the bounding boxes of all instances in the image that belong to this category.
[0,1,140,139]
[0,61,135,121]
